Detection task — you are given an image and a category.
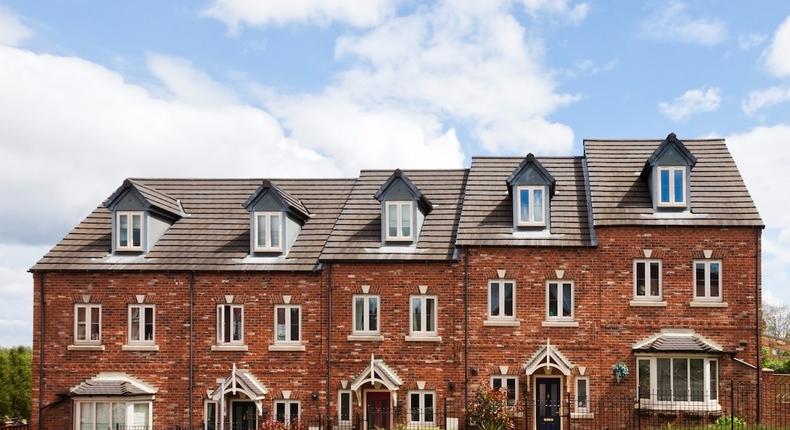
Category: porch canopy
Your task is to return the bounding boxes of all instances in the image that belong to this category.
[350,354,403,405]
[207,363,268,415]
[523,339,574,376]
[70,372,157,398]
[633,329,724,354]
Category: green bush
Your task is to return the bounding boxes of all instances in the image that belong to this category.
[714,415,746,429]
[466,387,514,430]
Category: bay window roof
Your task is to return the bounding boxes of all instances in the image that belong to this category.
[633,330,723,354]
[70,372,157,397]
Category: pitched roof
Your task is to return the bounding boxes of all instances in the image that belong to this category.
[584,139,763,227]
[104,179,185,218]
[633,330,723,354]
[242,179,310,221]
[33,178,354,271]
[373,169,433,213]
[456,157,593,247]
[505,153,557,194]
[70,372,157,397]
[321,169,468,261]
[642,133,698,177]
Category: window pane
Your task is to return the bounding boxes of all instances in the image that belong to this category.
[504,283,513,317]
[96,402,110,429]
[276,307,286,341]
[710,361,718,400]
[562,283,572,317]
[695,263,706,297]
[290,307,300,341]
[426,298,435,332]
[119,214,128,247]
[340,392,350,421]
[91,307,100,341]
[132,403,149,426]
[276,402,286,423]
[490,283,500,316]
[673,169,684,203]
[710,263,720,297]
[144,307,154,341]
[657,358,671,401]
[412,298,422,332]
[388,204,397,238]
[354,298,364,331]
[650,262,660,296]
[519,189,530,222]
[636,263,646,296]
[232,307,243,341]
[548,283,558,317]
[131,307,141,341]
[577,380,587,408]
[690,359,704,401]
[410,393,420,422]
[533,188,544,222]
[132,214,142,247]
[492,378,502,391]
[401,203,411,237]
[112,403,126,426]
[289,403,299,423]
[673,358,688,402]
[506,379,516,406]
[77,307,87,341]
[424,394,434,423]
[660,170,670,203]
[368,297,378,331]
[638,360,651,400]
[79,403,93,430]
[270,215,280,248]
[256,215,267,248]
[223,306,231,343]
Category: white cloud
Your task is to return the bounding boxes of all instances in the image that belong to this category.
[521,0,589,24]
[658,87,721,121]
[765,15,790,77]
[0,5,32,47]
[0,243,47,346]
[203,0,397,32]
[727,124,790,307]
[738,33,767,51]
[147,54,238,106]
[641,1,726,46]
[741,86,790,116]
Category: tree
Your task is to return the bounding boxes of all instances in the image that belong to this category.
[0,347,32,421]
[763,303,790,340]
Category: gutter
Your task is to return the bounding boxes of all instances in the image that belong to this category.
[38,272,45,430]
[325,263,333,420]
[189,271,195,429]
[755,228,761,423]
[463,248,469,422]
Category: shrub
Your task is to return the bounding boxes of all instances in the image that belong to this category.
[466,387,514,430]
[714,415,746,429]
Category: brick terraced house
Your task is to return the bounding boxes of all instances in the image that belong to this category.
[30,134,765,430]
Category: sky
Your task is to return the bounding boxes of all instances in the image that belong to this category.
[0,0,789,346]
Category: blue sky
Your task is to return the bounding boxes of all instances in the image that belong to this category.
[0,0,788,346]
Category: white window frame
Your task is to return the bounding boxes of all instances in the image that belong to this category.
[74,304,102,345]
[127,304,155,345]
[274,400,300,423]
[575,377,590,413]
[274,304,302,345]
[115,211,144,251]
[253,211,283,252]
[545,280,574,321]
[693,260,723,301]
[635,355,720,408]
[491,375,518,406]
[409,295,438,337]
[338,390,353,425]
[384,201,414,241]
[487,280,516,321]
[352,295,380,335]
[408,391,436,425]
[633,260,663,301]
[204,400,218,430]
[216,304,244,346]
[515,185,546,227]
[657,166,686,207]
[74,400,153,429]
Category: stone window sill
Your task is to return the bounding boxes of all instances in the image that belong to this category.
[630,300,667,307]
[405,335,442,342]
[122,344,159,352]
[542,320,579,328]
[347,334,384,342]
[211,344,248,352]
[67,344,105,351]
[571,412,594,419]
[483,319,520,327]
[689,301,728,308]
[269,344,306,352]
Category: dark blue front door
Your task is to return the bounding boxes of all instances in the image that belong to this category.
[232,402,256,430]
[536,379,560,430]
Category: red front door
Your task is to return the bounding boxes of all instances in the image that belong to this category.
[366,392,391,430]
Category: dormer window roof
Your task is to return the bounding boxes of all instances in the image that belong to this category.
[242,180,309,256]
[374,169,432,245]
[242,180,310,222]
[641,133,697,210]
[506,154,555,230]
[104,179,186,220]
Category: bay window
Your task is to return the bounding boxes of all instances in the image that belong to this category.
[75,400,151,430]
[636,356,719,408]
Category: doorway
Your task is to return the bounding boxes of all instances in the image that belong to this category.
[231,401,257,430]
[365,391,391,430]
[535,378,561,430]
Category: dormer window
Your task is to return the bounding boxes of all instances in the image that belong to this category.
[385,201,413,241]
[658,166,686,207]
[254,211,283,252]
[116,211,144,251]
[516,186,545,226]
